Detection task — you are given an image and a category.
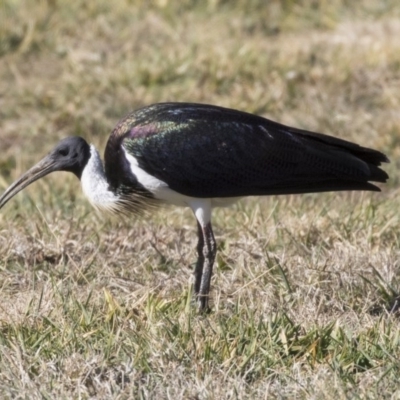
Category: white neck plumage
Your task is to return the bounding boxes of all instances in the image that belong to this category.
[80,145,120,213]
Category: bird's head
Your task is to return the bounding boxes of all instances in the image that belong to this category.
[0,136,90,209]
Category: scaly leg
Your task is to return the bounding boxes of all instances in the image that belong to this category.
[197,222,216,311]
[194,220,205,296]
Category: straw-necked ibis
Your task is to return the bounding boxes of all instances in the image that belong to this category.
[0,103,389,311]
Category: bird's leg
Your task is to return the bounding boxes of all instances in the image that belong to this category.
[190,200,214,311]
[197,222,216,311]
[194,220,205,296]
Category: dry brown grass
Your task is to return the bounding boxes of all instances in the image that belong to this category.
[0,0,400,398]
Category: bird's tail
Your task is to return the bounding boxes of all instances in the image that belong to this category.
[256,127,389,196]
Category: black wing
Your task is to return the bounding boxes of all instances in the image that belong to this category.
[107,102,389,198]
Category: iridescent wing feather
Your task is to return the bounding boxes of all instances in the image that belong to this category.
[105,103,388,199]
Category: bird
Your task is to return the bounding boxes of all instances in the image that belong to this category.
[0,102,389,311]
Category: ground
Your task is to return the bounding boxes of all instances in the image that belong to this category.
[0,0,400,398]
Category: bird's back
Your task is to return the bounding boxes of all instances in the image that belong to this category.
[104,102,389,198]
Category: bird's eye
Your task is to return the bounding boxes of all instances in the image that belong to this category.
[58,148,69,156]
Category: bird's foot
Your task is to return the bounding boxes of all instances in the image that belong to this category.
[196,294,211,314]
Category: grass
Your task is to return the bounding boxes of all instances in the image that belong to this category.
[0,0,400,398]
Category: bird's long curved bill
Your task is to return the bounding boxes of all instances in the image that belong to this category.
[0,155,56,209]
